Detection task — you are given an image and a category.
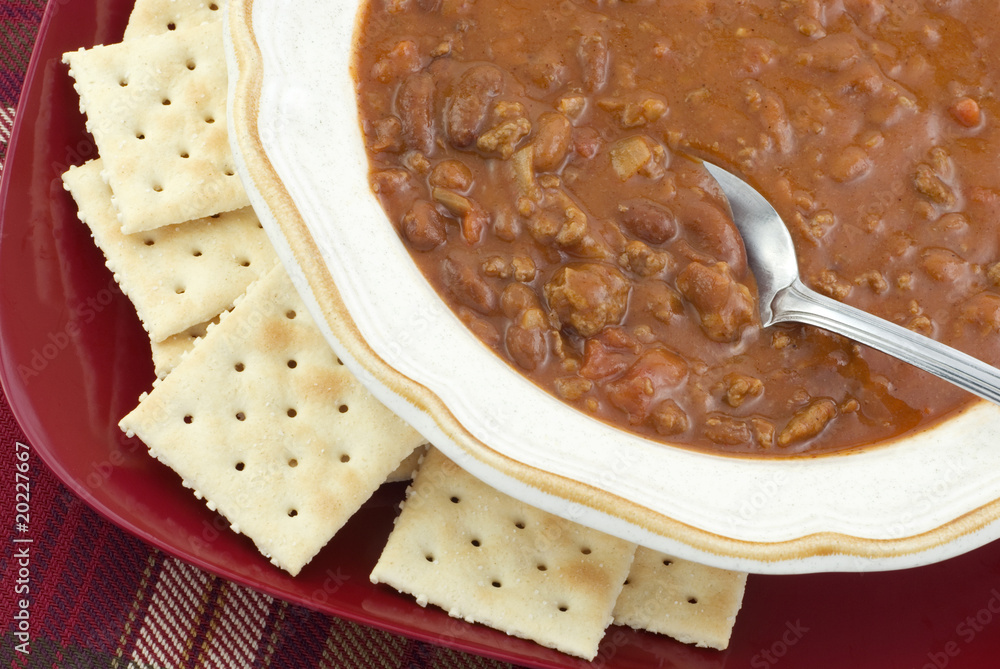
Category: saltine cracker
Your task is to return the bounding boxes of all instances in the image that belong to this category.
[63,20,249,232]
[62,159,276,342]
[371,447,636,660]
[120,265,426,574]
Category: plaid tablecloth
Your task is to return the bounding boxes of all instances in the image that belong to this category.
[0,2,517,667]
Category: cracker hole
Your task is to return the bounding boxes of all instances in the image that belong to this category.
[336,358,344,365]
[239,259,251,267]
[470,539,481,547]
[286,310,297,319]
[558,605,569,612]
[687,597,698,605]
[224,168,236,177]
[287,408,297,418]
[186,60,197,70]
[514,521,525,529]
[338,404,349,413]
[175,287,185,295]
[234,362,245,372]
[491,581,501,588]
[136,133,145,140]
[180,151,190,159]
[167,22,176,30]
[205,116,216,124]
[162,98,171,106]
[450,496,460,504]
[235,462,245,471]
[623,579,631,586]
[183,415,193,424]
[119,79,128,87]
[153,185,163,193]
[425,554,435,562]
[143,238,155,246]
[210,213,221,219]
[340,454,351,463]
[662,559,673,567]
[287,360,297,369]
[209,3,219,9]
[536,564,547,571]
[236,412,246,421]
[288,458,298,467]
[192,249,202,257]
[287,509,298,517]
[580,547,592,555]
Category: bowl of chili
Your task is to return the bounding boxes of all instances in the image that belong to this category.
[226,0,1000,573]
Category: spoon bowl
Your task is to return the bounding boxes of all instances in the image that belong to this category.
[702,161,1000,406]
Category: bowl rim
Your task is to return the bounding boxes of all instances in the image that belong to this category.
[225,0,1000,574]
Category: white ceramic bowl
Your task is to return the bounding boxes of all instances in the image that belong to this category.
[224,0,1000,574]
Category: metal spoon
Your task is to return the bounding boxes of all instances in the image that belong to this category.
[702,160,1000,406]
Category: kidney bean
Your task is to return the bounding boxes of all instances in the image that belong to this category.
[445,64,504,148]
[501,282,542,319]
[618,198,677,244]
[572,126,603,159]
[396,72,437,155]
[606,348,688,424]
[674,194,748,278]
[532,113,573,172]
[429,160,473,191]
[401,200,447,251]
[505,320,548,371]
[440,255,499,314]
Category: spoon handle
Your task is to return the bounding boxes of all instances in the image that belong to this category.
[771,279,1000,406]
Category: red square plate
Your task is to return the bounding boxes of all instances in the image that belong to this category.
[2,2,999,667]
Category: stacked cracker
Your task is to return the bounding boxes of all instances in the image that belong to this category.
[62,2,428,575]
[60,0,748,659]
